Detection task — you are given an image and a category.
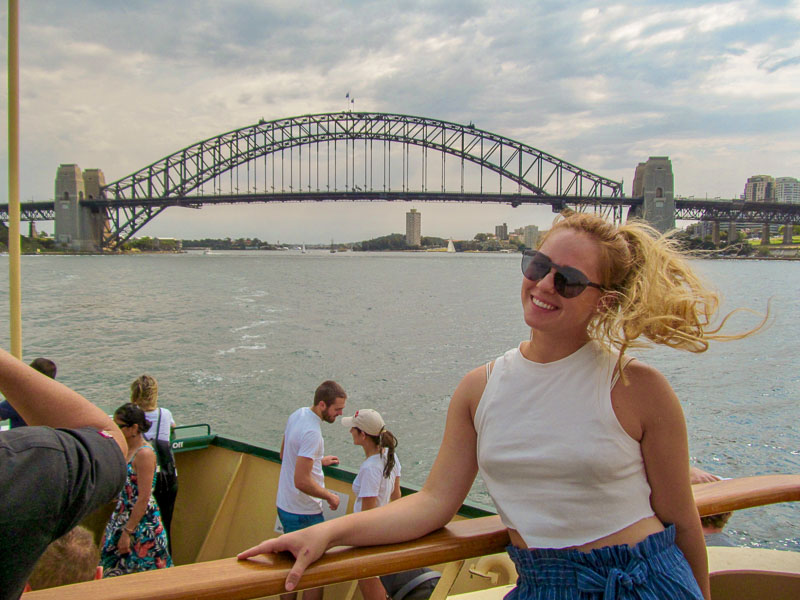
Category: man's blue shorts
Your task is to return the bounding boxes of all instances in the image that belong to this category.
[277,507,325,533]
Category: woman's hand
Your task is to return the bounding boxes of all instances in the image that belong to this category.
[117,530,132,555]
[689,466,720,484]
[238,526,332,591]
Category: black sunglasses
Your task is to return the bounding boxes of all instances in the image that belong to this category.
[521,250,603,299]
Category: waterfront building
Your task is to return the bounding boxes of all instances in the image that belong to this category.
[523,225,539,249]
[406,208,421,246]
[775,177,800,204]
[743,175,775,202]
[495,223,508,241]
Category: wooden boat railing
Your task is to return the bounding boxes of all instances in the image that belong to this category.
[693,474,800,515]
[26,515,511,600]
[25,475,800,600]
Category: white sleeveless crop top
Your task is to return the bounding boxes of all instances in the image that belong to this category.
[474,341,654,548]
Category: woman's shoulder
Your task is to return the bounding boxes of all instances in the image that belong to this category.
[618,357,669,387]
[613,358,678,412]
[132,443,156,461]
[358,454,384,475]
[145,406,172,417]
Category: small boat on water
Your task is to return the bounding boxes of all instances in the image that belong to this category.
[447,239,456,253]
[27,424,800,600]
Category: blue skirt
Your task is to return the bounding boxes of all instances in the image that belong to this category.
[504,525,703,600]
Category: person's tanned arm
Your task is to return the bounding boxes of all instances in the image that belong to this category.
[294,456,340,510]
[0,348,127,456]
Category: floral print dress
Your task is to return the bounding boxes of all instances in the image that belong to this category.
[100,445,173,576]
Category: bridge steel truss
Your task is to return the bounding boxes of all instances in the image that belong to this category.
[675,199,800,226]
[0,202,55,222]
[100,112,622,248]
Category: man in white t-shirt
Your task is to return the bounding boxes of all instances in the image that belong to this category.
[276,380,347,598]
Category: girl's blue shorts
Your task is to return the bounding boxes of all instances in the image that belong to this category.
[504,525,703,599]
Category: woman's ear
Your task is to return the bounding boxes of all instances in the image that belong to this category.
[596,291,618,313]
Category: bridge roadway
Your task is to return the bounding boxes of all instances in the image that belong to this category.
[2,192,799,225]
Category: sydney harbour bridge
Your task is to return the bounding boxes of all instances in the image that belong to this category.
[2,112,798,251]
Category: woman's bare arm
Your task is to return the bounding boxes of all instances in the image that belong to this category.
[624,362,710,600]
[390,478,401,502]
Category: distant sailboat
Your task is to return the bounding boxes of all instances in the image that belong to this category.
[301,243,306,254]
[330,239,336,253]
[447,239,456,253]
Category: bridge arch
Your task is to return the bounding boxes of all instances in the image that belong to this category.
[100,112,622,246]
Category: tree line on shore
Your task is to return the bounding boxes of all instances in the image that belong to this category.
[1,223,796,255]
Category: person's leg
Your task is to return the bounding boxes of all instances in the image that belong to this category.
[277,509,326,600]
[302,586,324,600]
[155,482,178,554]
[358,577,388,600]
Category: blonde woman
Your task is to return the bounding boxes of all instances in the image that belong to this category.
[130,375,177,551]
[242,212,765,600]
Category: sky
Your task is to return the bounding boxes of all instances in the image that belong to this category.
[1,0,799,244]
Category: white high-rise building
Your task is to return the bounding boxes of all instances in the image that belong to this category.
[405,209,421,246]
[775,177,800,204]
[523,225,539,249]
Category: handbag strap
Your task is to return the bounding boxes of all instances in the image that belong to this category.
[156,407,163,439]
[154,408,165,469]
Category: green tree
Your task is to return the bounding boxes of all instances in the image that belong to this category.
[355,233,409,251]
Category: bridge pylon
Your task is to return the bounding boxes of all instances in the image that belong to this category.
[629,157,675,233]
[54,164,109,251]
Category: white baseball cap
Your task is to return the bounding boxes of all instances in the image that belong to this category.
[341,409,385,436]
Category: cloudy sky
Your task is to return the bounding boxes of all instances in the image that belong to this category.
[1,0,799,243]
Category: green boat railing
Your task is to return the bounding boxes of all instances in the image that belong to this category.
[170,423,214,452]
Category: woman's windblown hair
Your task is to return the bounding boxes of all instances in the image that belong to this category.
[541,212,767,377]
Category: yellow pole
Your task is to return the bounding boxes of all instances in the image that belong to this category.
[7,0,23,358]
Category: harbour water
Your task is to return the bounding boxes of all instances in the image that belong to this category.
[0,250,798,549]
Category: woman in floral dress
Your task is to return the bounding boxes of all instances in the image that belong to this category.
[100,403,173,576]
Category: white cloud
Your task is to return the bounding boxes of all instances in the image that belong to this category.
[703,42,800,102]
[1,0,799,242]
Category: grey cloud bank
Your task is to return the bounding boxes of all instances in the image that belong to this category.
[1,0,798,242]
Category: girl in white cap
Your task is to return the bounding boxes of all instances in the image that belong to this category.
[342,409,400,600]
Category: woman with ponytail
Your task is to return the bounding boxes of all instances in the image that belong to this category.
[343,409,400,600]
[242,211,765,600]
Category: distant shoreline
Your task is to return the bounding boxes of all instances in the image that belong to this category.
[12,250,800,261]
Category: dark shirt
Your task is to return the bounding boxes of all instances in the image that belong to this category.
[0,400,26,428]
[704,531,736,547]
[0,426,126,600]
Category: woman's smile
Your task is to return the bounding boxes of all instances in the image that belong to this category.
[530,295,557,311]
